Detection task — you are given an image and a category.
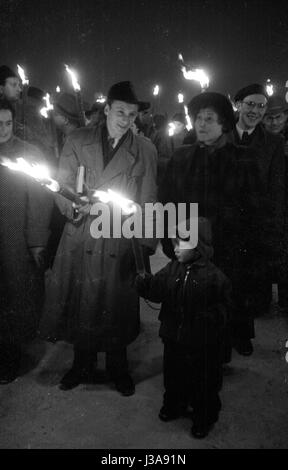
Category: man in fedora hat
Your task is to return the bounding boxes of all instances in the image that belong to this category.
[40,81,157,396]
[53,92,82,145]
[263,95,288,139]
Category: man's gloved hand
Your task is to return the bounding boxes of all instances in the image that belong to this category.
[72,196,91,222]
[29,247,46,269]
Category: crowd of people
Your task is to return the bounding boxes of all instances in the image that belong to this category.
[0,63,288,440]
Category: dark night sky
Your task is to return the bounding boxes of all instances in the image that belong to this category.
[1,0,288,114]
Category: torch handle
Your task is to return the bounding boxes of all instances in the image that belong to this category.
[131,237,146,275]
[57,187,87,205]
[76,91,87,127]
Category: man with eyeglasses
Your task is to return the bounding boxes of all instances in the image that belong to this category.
[232,84,286,356]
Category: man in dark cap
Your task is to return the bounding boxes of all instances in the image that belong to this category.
[40,81,157,396]
[233,84,286,352]
[0,65,21,103]
[159,91,263,361]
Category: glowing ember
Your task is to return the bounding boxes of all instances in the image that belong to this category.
[153,85,160,96]
[40,93,54,119]
[178,93,184,104]
[65,64,81,91]
[181,65,209,90]
[93,189,137,215]
[265,79,274,97]
[17,64,29,86]
[168,122,176,137]
[184,105,193,131]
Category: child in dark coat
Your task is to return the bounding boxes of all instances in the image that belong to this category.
[135,217,231,438]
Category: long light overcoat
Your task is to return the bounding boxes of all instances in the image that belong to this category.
[40,125,158,349]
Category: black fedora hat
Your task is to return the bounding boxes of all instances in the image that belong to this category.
[265,95,288,116]
[54,92,80,122]
[107,81,149,111]
[188,92,236,131]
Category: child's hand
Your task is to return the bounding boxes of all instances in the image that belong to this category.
[135,273,150,295]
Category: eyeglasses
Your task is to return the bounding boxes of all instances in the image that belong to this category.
[242,100,267,110]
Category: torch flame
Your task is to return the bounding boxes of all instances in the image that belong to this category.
[178,53,184,63]
[93,189,137,215]
[65,64,81,91]
[228,94,238,112]
[184,105,193,131]
[40,93,54,119]
[168,122,176,137]
[17,64,29,86]
[181,65,210,90]
[56,86,61,93]
[153,85,160,96]
[178,93,184,104]
[96,94,106,104]
[1,157,50,181]
[265,79,274,97]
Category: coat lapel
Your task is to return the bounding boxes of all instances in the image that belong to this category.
[93,130,137,190]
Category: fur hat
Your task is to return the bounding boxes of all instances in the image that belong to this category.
[265,95,288,116]
[107,81,149,111]
[0,65,18,86]
[188,92,236,131]
[234,83,268,103]
[54,92,80,122]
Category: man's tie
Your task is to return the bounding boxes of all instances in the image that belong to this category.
[241,131,250,145]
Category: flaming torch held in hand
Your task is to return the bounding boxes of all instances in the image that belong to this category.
[65,64,86,127]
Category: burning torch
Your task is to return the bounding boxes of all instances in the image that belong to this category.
[40,93,60,160]
[17,64,29,136]
[0,157,86,206]
[1,157,147,274]
[152,84,161,113]
[178,53,210,92]
[65,64,86,127]
[265,79,274,97]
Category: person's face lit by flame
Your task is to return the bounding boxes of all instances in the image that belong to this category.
[105,100,138,139]
[0,77,21,102]
[0,109,13,143]
[194,108,223,145]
